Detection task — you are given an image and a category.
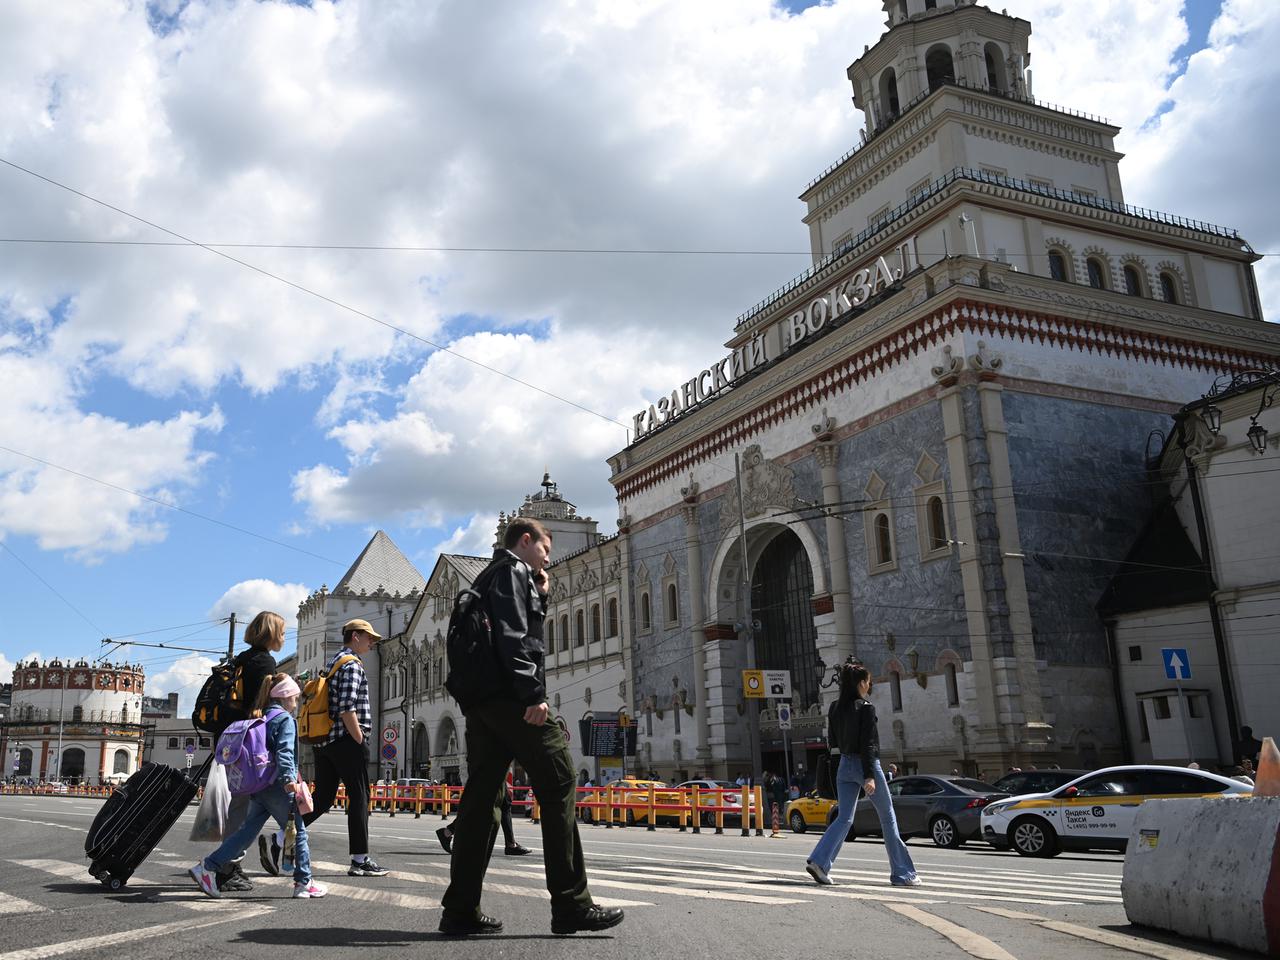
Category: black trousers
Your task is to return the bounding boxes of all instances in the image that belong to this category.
[448,784,517,847]
[441,700,591,918]
[303,735,370,856]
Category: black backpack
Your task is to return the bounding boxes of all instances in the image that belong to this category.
[191,658,245,734]
[444,559,510,709]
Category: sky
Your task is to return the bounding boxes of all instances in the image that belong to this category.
[1,0,1274,711]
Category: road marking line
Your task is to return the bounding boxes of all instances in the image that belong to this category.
[0,817,79,833]
[0,892,45,915]
[10,859,157,887]
[885,903,1019,960]
[0,908,272,960]
[971,907,1218,960]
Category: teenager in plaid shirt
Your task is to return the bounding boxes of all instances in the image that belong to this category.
[261,617,389,878]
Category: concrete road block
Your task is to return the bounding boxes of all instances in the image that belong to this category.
[1122,796,1280,956]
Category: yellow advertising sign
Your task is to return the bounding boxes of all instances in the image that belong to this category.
[742,670,765,699]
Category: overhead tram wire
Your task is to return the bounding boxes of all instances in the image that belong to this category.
[0,539,107,638]
[0,157,628,432]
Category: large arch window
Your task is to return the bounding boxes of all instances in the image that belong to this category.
[750,531,821,709]
[1086,257,1107,289]
[559,615,569,652]
[665,583,679,625]
[113,749,130,775]
[1123,264,1143,297]
[640,592,652,631]
[927,496,948,551]
[575,610,585,647]
[945,663,960,707]
[590,604,601,643]
[60,747,85,782]
[889,669,903,712]
[15,748,32,777]
[925,44,956,92]
[607,597,619,637]
[545,619,555,650]
[879,67,900,121]
[1159,272,1180,304]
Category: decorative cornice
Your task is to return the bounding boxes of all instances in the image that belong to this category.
[615,299,1277,501]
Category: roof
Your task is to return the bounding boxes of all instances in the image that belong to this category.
[1096,502,1208,617]
[334,530,426,596]
[443,554,490,586]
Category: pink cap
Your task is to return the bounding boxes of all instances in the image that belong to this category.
[270,675,301,699]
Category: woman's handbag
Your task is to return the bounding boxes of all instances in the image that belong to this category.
[295,778,314,816]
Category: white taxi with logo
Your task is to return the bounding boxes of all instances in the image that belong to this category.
[980,764,1251,858]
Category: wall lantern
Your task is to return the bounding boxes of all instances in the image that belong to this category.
[1247,420,1269,455]
[1202,403,1223,435]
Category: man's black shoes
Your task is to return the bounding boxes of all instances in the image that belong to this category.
[551,905,625,935]
[215,863,254,891]
[436,826,453,854]
[504,844,531,856]
[258,833,281,876]
[438,911,503,937]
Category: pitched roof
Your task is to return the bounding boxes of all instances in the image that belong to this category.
[444,554,490,586]
[1096,502,1208,617]
[334,530,426,596]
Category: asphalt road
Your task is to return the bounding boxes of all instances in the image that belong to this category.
[0,795,1253,960]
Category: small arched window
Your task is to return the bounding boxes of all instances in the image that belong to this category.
[984,42,1007,93]
[945,663,960,707]
[1160,272,1180,304]
[1047,251,1068,282]
[545,619,555,648]
[113,749,130,775]
[1123,264,1143,297]
[559,615,570,652]
[1086,257,1107,289]
[879,67,900,120]
[925,44,956,92]
[875,513,893,565]
[72,705,83,722]
[575,610,585,647]
[640,592,652,630]
[666,583,679,624]
[924,0,937,8]
[607,597,619,637]
[927,496,947,551]
[120,704,128,722]
[890,670,903,712]
[590,604,601,643]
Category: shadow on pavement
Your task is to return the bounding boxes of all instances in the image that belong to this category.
[236,929,613,946]
[1100,925,1259,960]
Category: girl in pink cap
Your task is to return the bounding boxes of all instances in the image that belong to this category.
[190,673,327,899]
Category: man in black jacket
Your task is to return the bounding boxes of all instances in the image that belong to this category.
[439,517,623,937]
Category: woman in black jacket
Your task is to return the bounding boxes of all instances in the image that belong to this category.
[804,662,919,887]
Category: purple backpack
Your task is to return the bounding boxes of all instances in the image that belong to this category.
[215,707,283,796]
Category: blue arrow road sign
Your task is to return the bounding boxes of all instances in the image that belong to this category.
[1162,648,1191,680]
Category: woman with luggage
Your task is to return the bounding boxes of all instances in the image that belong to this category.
[190,673,328,899]
[804,661,920,888]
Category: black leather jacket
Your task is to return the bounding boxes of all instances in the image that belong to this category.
[828,697,880,775]
[480,549,548,706]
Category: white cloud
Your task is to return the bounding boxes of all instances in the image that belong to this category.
[208,578,310,622]
[433,513,498,561]
[148,652,217,716]
[0,650,42,685]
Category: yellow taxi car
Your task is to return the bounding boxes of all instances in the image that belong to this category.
[583,779,684,825]
[785,792,837,833]
[981,764,1252,857]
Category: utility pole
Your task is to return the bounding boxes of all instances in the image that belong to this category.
[226,613,236,660]
[54,669,67,783]
[735,453,762,784]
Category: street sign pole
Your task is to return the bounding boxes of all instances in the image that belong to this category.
[1175,678,1194,763]
[780,713,791,784]
[1163,648,1195,763]
[735,453,762,785]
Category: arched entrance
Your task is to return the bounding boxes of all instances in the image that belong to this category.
[16,748,32,777]
[413,721,430,777]
[60,747,85,782]
[436,716,462,784]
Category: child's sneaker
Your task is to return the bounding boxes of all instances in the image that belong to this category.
[292,880,328,899]
[188,862,221,899]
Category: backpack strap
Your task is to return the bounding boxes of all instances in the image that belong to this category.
[326,654,360,679]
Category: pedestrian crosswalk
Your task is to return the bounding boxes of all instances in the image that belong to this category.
[1,845,1121,923]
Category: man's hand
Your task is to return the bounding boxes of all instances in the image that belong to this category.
[532,568,550,596]
[523,702,550,726]
[863,778,876,797]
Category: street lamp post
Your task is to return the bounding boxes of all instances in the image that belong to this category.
[53,669,67,784]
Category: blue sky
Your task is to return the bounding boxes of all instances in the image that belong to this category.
[0,0,1271,707]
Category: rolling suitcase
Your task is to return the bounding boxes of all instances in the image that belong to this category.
[85,756,211,889]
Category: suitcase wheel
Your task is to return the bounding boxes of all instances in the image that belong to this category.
[100,875,125,891]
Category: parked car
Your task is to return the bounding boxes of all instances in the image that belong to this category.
[785,792,837,834]
[849,775,1010,847]
[991,769,1089,797]
[981,765,1253,857]
[676,779,742,827]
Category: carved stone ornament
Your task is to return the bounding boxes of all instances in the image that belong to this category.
[680,478,700,503]
[1183,415,1226,464]
[720,444,796,533]
[968,340,1004,379]
[810,408,837,441]
[931,344,964,386]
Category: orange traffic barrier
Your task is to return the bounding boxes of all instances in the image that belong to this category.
[754,785,765,836]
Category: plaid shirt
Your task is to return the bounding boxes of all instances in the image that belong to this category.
[324,646,371,745]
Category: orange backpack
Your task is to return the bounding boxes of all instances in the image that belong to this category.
[297,655,359,744]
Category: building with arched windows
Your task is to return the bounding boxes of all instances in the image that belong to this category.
[1,659,148,784]
[607,0,1279,780]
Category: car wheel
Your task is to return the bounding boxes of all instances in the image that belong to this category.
[1009,816,1059,858]
[702,811,717,829]
[789,811,806,834]
[930,815,961,849]
[625,809,636,827]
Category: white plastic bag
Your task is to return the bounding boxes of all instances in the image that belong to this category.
[189,761,231,842]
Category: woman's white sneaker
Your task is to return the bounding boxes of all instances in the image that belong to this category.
[805,861,833,885]
[293,880,329,898]
[188,862,220,899]
[892,876,923,887]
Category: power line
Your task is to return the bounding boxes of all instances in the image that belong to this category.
[0,156,628,431]
[0,540,106,638]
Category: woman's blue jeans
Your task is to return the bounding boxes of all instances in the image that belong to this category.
[807,755,916,883]
[204,783,311,884]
